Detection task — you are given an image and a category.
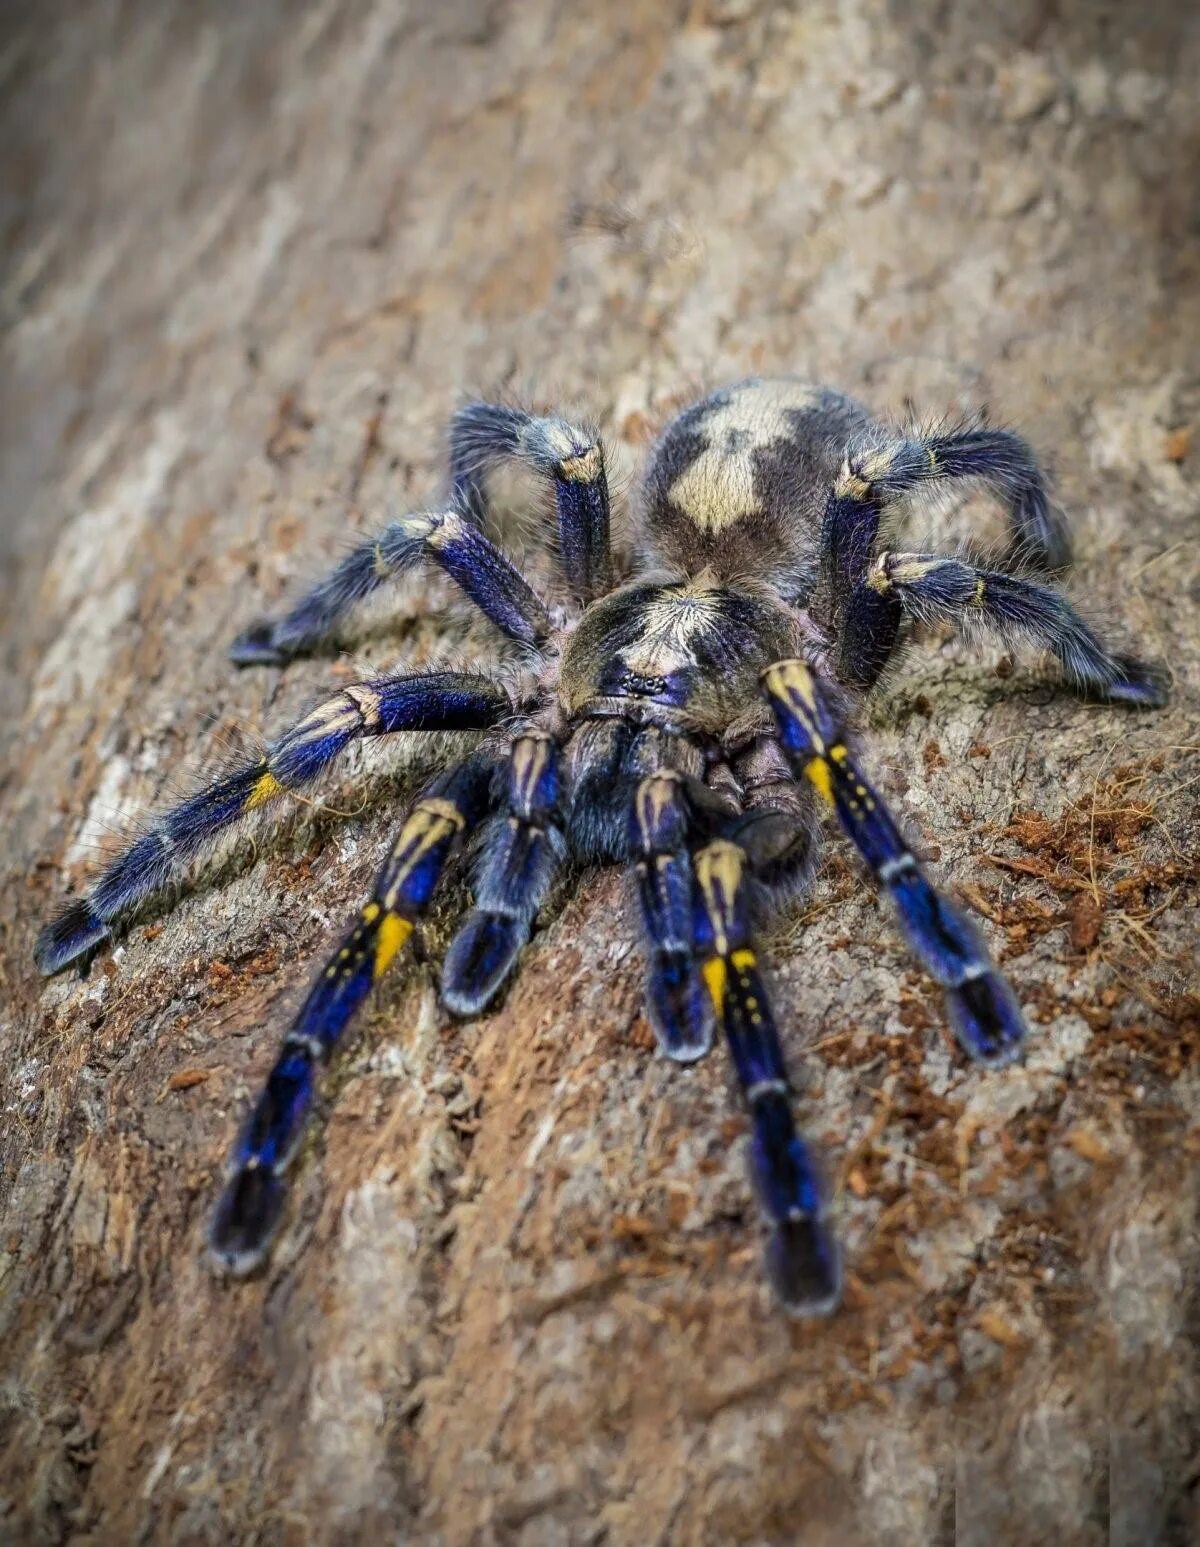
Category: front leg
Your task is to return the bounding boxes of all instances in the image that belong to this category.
[692,838,841,1315]
[35,671,512,976]
[209,753,497,1274]
[441,730,567,1015]
[763,659,1027,1066]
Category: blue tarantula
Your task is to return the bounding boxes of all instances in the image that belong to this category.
[35,378,1166,1315]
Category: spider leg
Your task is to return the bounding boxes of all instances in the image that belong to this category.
[817,423,1074,685]
[821,423,1071,588]
[441,729,567,1015]
[449,402,612,601]
[34,671,512,976]
[230,508,552,666]
[209,754,496,1274]
[692,837,841,1315]
[629,770,716,1062]
[867,551,1168,706]
[763,659,1026,1066]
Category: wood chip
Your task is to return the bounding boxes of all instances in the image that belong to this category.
[976,1309,1025,1348]
[1067,893,1103,950]
[166,1069,211,1093]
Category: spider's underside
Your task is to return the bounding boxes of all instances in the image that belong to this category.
[35,377,1166,1315]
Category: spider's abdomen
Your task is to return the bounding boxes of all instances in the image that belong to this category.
[640,377,875,597]
[558,576,798,733]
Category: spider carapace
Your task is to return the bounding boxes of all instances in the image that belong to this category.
[35,377,1166,1315]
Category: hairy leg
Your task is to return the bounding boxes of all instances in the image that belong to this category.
[824,421,1071,585]
[763,659,1026,1065]
[230,508,552,666]
[818,420,1073,685]
[449,401,612,601]
[209,753,497,1274]
[629,769,716,1062]
[35,671,512,975]
[866,551,1167,705]
[692,838,841,1314]
[441,730,567,1015]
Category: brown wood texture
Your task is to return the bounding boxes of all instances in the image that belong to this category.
[2,3,1198,1543]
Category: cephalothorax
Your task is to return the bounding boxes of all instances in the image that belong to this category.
[36,377,1165,1314]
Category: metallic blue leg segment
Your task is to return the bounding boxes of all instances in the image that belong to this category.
[442,732,565,1016]
[816,466,900,683]
[230,507,552,665]
[209,756,495,1275]
[763,659,1027,1066]
[449,401,612,600]
[35,673,511,976]
[629,771,714,1062]
[692,839,841,1316]
[870,552,1168,707]
[835,579,903,688]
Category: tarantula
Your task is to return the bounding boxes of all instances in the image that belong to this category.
[35,377,1165,1315]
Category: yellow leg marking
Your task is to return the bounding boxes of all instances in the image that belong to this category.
[245,770,284,810]
[414,797,466,832]
[558,445,603,483]
[361,901,381,924]
[763,658,817,713]
[973,577,987,605]
[730,949,762,1020]
[701,956,728,1013]
[373,912,413,980]
[890,557,944,586]
[835,468,872,501]
[866,558,893,594]
[803,756,834,806]
[762,660,829,753]
[859,446,898,483]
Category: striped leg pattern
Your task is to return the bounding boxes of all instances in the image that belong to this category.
[209,755,496,1274]
[35,671,512,976]
[764,659,1026,1065]
[230,507,552,666]
[449,401,612,601]
[692,839,841,1315]
[869,552,1167,707]
[441,730,566,1016]
[630,770,715,1063]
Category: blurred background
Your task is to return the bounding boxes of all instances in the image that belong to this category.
[2,3,1197,1543]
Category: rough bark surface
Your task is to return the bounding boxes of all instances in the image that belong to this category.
[2,3,1198,1544]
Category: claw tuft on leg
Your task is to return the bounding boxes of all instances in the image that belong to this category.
[765,1219,843,1319]
[946,971,1026,1067]
[208,1166,287,1276]
[229,619,289,668]
[1096,654,1169,709]
[34,900,110,976]
[646,953,715,1063]
[442,913,526,1017]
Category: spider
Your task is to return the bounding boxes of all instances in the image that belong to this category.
[35,376,1166,1315]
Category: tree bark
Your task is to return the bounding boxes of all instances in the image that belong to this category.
[2,2,1198,1543]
